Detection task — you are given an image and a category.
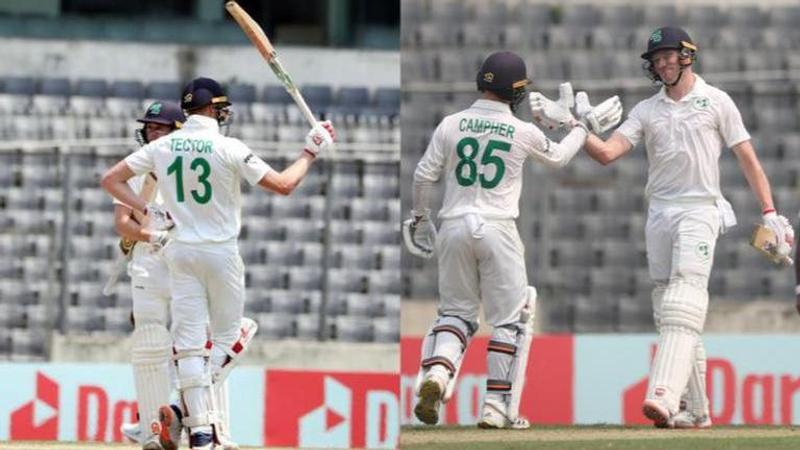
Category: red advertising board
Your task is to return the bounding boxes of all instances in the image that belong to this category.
[400,335,574,425]
[265,370,399,448]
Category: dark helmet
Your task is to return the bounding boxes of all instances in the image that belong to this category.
[137,100,186,128]
[181,77,231,111]
[641,26,697,85]
[476,51,530,110]
[135,100,185,145]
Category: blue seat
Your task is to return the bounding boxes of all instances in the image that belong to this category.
[75,79,108,97]
[38,78,71,96]
[3,77,36,95]
[227,83,257,103]
[262,85,292,104]
[146,81,181,101]
[301,85,333,112]
[109,80,145,99]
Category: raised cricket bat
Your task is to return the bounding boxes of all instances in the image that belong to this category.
[750,224,794,266]
[225,1,318,130]
[102,173,159,295]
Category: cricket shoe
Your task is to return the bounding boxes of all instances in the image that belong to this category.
[157,404,184,450]
[671,410,712,429]
[414,374,444,425]
[143,434,166,450]
[477,401,530,430]
[120,422,144,443]
[214,435,239,450]
[642,398,673,429]
[189,431,214,450]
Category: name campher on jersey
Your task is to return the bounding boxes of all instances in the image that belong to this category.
[459,118,515,138]
[170,138,214,154]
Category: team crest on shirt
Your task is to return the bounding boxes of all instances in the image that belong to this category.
[695,241,710,261]
[692,97,710,110]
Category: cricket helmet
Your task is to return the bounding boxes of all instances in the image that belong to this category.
[137,100,185,129]
[476,51,530,109]
[181,77,231,111]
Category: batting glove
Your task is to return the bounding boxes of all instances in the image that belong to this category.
[763,210,794,258]
[574,91,624,134]
[144,203,174,232]
[304,120,335,158]
[147,229,172,253]
[529,82,584,131]
[402,209,437,259]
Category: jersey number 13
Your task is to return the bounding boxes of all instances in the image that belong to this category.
[455,137,511,189]
[167,156,213,204]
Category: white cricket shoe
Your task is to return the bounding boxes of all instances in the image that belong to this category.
[642,398,673,429]
[215,435,239,450]
[477,401,530,430]
[121,422,144,443]
[143,434,166,450]
[671,410,712,429]
[414,374,444,425]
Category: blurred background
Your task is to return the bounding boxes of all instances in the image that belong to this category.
[399,0,800,430]
[0,0,399,447]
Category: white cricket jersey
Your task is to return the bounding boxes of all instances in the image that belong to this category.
[415,99,577,220]
[617,75,750,202]
[125,115,273,243]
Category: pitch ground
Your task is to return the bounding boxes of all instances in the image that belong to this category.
[402,425,800,450]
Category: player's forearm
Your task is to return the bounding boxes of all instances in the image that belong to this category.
[412,179,435,216]
[734,145,774,212]
[114,209,153,243]
[584,134,620,165]
[101,162,145,212]
[260,153,314,195]
[536,126,588,168]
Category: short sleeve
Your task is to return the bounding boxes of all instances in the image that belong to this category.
[124,144,156,175]
[717,92,750,148]
[616,103,645,147]
[229,138,272,186]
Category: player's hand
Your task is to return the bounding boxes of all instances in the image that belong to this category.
[144,203,174,232]
[529,82,582,131]
[762,211,794,258]
[574,91,623,134]
[402,210,437,259]
[304,120,335,158]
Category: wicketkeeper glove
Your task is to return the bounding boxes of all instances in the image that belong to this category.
[529,82,585,131]
[574,91,623,134]
[304,120,335,158]
[402,209,437,259]
[762,210,794,258]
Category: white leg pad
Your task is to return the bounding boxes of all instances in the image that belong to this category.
[646,279,708,414]
[485,286,536,422]
[131,323,172,436]
[175,355,220,435]
[684,339,709,416]
[415,315,475,402]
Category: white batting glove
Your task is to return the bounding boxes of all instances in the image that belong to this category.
[574,91,623,134]
[529,82,583,131]
[304,120,335,158]
[402,210,437,259]
[144,203,174,232]
[763,211,795,258]
[147,229,172,253]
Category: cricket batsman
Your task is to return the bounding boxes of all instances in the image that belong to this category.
[533,26,794,428]
[403,51,622,429]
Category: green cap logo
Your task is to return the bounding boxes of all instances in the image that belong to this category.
[148,102,162,115]
[650,29,663,43]
[693,97,710,109]
[696,241,710,261]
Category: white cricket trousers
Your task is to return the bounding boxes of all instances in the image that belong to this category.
[163,239,245,353]
[436,214,528,327]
